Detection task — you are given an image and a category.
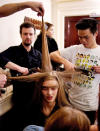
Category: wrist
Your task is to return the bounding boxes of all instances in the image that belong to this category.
[62,58,68,65]
[15,65,21,72]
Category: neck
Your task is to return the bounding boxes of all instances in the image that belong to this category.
[85,42,98,49]
[42,101,55,116]
[90,42,98,49]
[43,100,55,108]
[23,44,31,52]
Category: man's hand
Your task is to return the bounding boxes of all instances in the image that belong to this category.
[0,74,7,88]
[92,66,100,74]
[63,60,75,71]
[27,1,44,16]
[17,67,29,75]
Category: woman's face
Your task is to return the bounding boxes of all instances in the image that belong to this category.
[46,26,54,38]
[41,79,59,104]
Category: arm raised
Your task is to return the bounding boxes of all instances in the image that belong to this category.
[0,1,44,17]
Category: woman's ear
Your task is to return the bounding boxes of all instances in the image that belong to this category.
[95,31,98,37]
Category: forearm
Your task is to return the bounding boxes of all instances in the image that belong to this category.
[5,62,29,75]
[50,51,67,65]
[5,62,22,72]
[50,51,75,71]
[0,1,44,17]
[0,2,31,17]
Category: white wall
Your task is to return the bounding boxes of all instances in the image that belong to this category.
[0,0,51,52]
[52,0,100,49]
[1,0,100,52]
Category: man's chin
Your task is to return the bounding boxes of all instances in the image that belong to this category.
[24,43,31,47]
[83,44,89,48]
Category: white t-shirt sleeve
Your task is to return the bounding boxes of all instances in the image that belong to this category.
[60,45,78,62]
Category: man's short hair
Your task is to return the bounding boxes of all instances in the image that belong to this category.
[76,18,98,34]
[20,22,36,34]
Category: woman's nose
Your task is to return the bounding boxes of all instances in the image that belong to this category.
[48,89,52,95]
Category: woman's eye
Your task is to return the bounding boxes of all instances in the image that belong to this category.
[42,86,47,90]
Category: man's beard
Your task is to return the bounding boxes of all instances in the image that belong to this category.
[24,43,30,47]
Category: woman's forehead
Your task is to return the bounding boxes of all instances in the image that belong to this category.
[42,79,59,87]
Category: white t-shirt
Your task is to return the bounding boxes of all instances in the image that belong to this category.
[60,44,100,111]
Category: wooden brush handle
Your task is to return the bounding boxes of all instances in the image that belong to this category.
[24,16,42,30]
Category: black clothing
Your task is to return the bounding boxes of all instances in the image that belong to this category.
[83,111,96,125]
[34,33,58,53]
[34,33,60,70]
[0,44,41,70]
[0,44,41,106]
[0,54,9,68]
[0,44,42,131]
[26,104,59,127]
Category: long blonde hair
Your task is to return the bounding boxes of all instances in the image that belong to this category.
[32,72,70,107]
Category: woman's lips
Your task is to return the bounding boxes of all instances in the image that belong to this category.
[47,96,53,100]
